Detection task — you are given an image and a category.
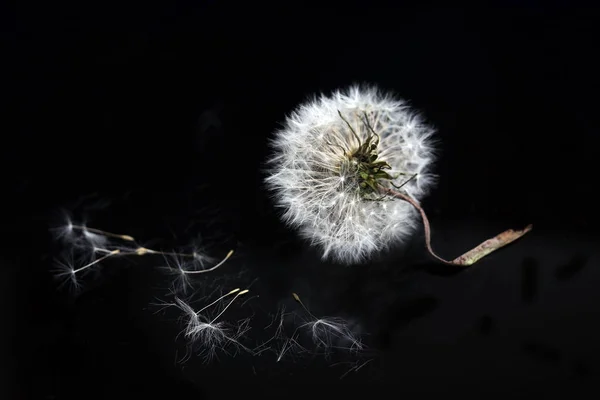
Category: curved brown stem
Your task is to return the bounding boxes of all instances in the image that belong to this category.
[379,187,532,266]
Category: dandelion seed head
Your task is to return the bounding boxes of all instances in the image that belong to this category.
[265,85,437,264]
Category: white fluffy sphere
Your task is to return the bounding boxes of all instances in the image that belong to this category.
[265,85,437,264]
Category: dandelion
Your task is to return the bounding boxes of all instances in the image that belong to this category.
[265,85,531,265]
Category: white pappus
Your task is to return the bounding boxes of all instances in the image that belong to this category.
[265,85,437,264]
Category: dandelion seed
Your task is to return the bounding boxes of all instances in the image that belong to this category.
[169,288,253,363]
[164,250,235,294]
[180,250,234,275]
[254,304,307,362]
[71,249,120,274]
[70,225,135,242]
[292,292,363,355]
[52,249,121,292]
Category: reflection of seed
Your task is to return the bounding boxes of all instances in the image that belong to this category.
[520,341,562,363]
[479,315,493,336]
[555,255,588,282]
[521,257,538,303]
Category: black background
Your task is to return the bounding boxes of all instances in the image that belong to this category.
[8,3,600,398]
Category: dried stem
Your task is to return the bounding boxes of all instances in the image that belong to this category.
[379,187,532,266]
